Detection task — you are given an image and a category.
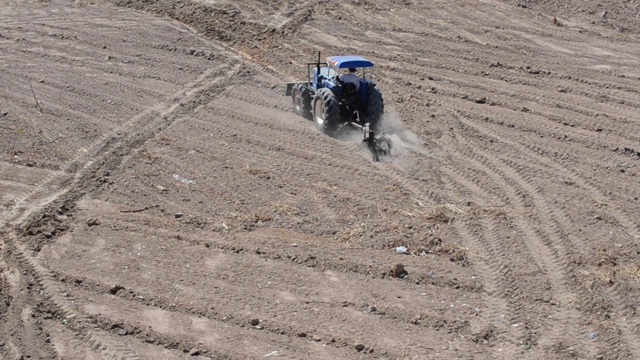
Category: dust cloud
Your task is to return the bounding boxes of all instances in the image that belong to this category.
[335,107,433,160]
[378,108,433,158]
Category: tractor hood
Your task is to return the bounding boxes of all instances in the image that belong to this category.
[326,55,374,69]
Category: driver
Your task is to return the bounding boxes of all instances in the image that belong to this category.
[339,68,361,91]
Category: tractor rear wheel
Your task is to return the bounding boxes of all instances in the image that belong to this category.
[292,83,312,119]
[365,85,384,131]
[313,88,340,135]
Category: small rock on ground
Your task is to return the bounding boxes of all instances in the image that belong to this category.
[109,284,125,295]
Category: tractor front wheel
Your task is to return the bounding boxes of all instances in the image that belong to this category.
[313,88,340,136]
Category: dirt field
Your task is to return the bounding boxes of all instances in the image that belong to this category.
[1,0,639,359]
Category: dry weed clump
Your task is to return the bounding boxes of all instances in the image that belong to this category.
[459,201,512,222]
[385,236,468,264]
[422,203,464,224]
[425,239,468,264]
[273,202,300,216]
[136,149,158,164]
[75,0,100,6]
[620,262,640,282]
[214,212,272,231]
[337,224,366,242]
[245,164,270,179]
[385,184,411,195]
[578,268,614,291]
[157,134,175,143]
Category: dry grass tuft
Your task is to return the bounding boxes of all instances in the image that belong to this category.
[137,149,158,164]
[337,224,366,242]
[422,203,463,224]
[621,263,640,282]
[158,134,175,143]
[592,198,609,208]
[245,165,271,179]
[273,202,299,216]
[75,0,100,6]
[461,202,512,222]
[400,210,416,218]
[385,184,411,195]
[578,268,613,291]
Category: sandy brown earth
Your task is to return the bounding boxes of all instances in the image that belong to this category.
[1,0,639,359]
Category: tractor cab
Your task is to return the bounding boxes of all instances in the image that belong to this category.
[324,56,375,110]
[326,55,374,80]
[314,55,375,91]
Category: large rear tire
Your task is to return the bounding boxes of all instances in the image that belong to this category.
[292,83,312,119]
[365,85,384,131]
[313,88,340,136]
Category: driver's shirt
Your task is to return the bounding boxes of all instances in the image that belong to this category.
[339,73,360,91]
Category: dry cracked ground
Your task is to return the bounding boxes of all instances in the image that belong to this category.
[1,0,639,359]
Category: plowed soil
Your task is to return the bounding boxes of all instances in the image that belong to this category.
[1,0,639,359]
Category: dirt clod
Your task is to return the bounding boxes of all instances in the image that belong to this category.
[389,264,408,278]
[109,285,125,295]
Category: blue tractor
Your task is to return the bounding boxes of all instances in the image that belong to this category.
[285,53,390,161]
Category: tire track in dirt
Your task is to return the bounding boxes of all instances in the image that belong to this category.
[5,236,143,360]
[1,53,241,359]
[426,176,529,358]
[444,148,589,349]
[434,145,567,357]
[455,109,640,247]
[452,111,640,216]
[489,154,639,359]
[431,114,602,354]
[448,111,638,358]
[0,64,230,230]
